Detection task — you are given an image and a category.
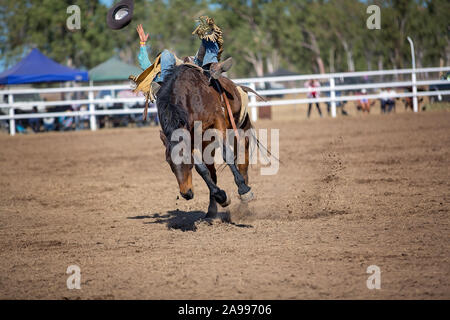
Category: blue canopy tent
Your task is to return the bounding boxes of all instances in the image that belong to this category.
[0,48,88,84]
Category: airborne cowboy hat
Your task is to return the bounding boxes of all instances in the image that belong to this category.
[106,0,134,30]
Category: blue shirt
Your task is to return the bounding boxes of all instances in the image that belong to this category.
[138,46,152,70]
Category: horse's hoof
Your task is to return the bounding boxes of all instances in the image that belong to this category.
[204,211,219,220]
[205,211,231,223]
[239,190,254,203]
[218,194,231,208]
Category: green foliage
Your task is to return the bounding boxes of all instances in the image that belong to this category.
[0,0,116,69]
[0,0,448,77]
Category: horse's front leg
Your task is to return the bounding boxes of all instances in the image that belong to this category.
[194,161,231,211]
[206,163,219,217]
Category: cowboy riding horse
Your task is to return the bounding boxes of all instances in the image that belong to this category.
[108,1,262,216]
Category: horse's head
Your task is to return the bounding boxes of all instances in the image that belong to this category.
[160,131,194,200]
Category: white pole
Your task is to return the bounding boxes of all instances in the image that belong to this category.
[249,82,258,122]
[88,89,97,131]
[8,94,15,136]
[330,77,337,118]
[407,36,418,112]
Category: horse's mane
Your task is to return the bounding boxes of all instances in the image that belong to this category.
[156,64,194,144]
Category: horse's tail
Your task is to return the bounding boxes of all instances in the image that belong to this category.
[239,85,267,102]
[245,114,282,166]
[238,86,281,164]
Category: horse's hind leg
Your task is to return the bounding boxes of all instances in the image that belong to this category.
[236,132,250,185]
[236,114,253,185]
[214,117,253,202]
[222,141,254,202]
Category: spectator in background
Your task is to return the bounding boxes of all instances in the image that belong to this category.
[387,88,397,113]
[358,89,371,113]
[43,108,55,132]
[80,105,89,129]
[58,109,74,131]
[1,95,9,132]
[380,87,397,113]
[43,117,55,132]
[28,106,41,133]
[72,104,82,130]
[16,123,27,134]
[305,79,322,118]
[72,104,88,130]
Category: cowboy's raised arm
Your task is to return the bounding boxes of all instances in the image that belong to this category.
[136,24,151,70]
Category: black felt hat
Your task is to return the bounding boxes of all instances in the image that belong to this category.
[106,0,134,30]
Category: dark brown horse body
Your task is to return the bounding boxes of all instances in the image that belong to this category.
[157,64,253,218]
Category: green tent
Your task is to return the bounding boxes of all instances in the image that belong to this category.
[89,57,142,82]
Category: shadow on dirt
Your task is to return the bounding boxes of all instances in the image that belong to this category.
[127,210,253,232]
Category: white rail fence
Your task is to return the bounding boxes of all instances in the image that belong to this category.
[0,66,449,136]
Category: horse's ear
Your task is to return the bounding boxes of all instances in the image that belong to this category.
[160,130,168,146]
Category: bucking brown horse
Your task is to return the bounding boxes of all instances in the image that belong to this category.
[156,64,256,219]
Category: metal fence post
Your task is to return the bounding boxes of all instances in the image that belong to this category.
[407,37,418,112]
[330,77,337,118]
[249,82,258,122]
[8,94,15,136]
[412,71,418,112]
[88,89,97,131]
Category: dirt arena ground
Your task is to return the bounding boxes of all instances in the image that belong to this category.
[0,110,449,299]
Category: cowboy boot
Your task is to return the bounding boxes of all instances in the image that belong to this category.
[209,57,233,79]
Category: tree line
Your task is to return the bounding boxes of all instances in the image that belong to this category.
[0,0,448,78]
